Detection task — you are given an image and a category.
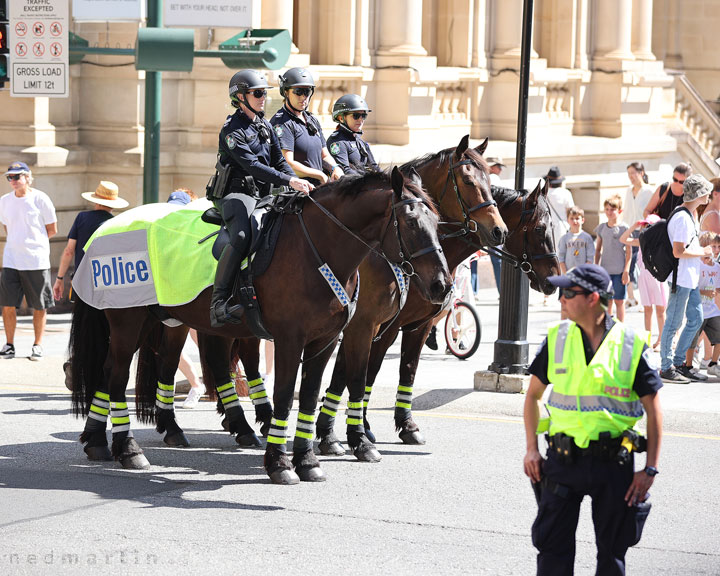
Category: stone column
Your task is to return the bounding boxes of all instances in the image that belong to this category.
[490,0,537,68]
[354,0,371,67]
[376,0,427,60]
[574,0,589,70]
[471,0,488,69]
[593,0,634,62]
[664,0,683,68]
[631,0,655,60]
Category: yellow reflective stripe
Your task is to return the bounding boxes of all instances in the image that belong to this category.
[249,391,267,400]
[221,394,239,405]
[271,418,288,427]
[157,382,174,391]
[364,386,372,393]
[320,406,336,417]
[395,402,411,409]
[111,416,130,424]
[95,391,110,401]
[347,418,363,426]
[398,385,413,393]
[156,394,174,404]
[217,382,234,393]
[298,412,314,422]
[326,392,342,402]
[347,401,362,409]
[294,430,313,439]
[90,405,109,415]
[110,402,127,409]
[267,435,286,445]
[248,378,263,387]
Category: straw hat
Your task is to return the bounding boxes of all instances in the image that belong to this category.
[81,181,128,209]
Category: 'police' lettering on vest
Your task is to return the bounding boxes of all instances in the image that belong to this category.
[91,252,152,290]
[604,385,631,398]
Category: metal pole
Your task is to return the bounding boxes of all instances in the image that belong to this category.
[143,0,162,204]
[490,0,534,374]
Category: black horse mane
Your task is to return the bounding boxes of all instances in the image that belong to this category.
[400,145,488,175]
[493,185,527,211]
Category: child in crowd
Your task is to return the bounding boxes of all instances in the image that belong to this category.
[684,232,720,376]
[619,214,667,349]
[558,206,594,319]
[594,194,631,321]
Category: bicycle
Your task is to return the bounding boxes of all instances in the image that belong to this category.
[442,257,481,360]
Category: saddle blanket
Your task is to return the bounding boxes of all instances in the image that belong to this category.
[72,200,219,309]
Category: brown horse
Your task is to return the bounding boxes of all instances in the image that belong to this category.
[315,169,560,453]
[70,168,452,483]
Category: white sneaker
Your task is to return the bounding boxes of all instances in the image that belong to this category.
[30,345,43,362]
[0,343,15,359]
[708,364,720,377]
[700,358,711,370]
[182,383,206,408]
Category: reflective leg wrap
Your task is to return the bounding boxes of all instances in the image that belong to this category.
[294,411,315,453]
[216,381,241,410]
[247,377,271,406]
[346,401,365,434]
[86,390,110,431]
[155,381,175,411]
[316,390,341,435]
[110,401,133,441]
[394,383,413,423]
[363,385,373,409]
[267,417,288,451]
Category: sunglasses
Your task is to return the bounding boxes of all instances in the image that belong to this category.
[350,112,368,120]
[673,177,686,184]
[561,288,589,299]
[6,174,22,181]
[291,87,312,97]
[251,89,267,99]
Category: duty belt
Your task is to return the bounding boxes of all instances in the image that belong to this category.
[546,433,622,463]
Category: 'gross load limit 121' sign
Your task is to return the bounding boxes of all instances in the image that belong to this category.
[9,0,68,98]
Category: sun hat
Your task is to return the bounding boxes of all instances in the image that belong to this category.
[4,161,31,175]
[637,214,661,226]
[486,156,506,168]
[547,264,614,300]
[81,181,129,209]
[546,166,565,186]
[683,174,712,202]
[167,190,192,205]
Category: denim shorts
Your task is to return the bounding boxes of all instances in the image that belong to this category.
[609,273,626,300]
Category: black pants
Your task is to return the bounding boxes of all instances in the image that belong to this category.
[532,452,636,576]
[214,192,257,253]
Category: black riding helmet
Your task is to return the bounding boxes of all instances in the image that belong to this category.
[332,94,372,133]
[278,67,315,98]
[229,69,270,115]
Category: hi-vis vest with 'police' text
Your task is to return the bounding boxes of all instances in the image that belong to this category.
[543,320,645,448]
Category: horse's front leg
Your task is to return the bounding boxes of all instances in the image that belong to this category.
[315,339,349,456]
[394,319,431,445]
[154,326,191,448]
[80,383,112,461]
[234,337,273,437]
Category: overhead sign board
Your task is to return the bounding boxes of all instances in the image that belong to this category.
[9,0,68,98]
[72,0,144,21]
[164,0,253,28]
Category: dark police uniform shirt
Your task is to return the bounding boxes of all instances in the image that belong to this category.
[219,109,295,197]
[326,124,380,175]
[269,106,326,173]
[529,314,663,397]
[68,210,114,270]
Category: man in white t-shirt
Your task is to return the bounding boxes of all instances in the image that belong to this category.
[0,161,57,360]
[659,174,714,383]
[545,166,575,251]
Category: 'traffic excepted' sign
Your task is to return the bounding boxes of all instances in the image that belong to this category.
[9,0,68,98]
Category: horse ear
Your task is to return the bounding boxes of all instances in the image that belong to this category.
[454,134,470,160]
[475,137,489,156]
[409,166,423,187]
[391,166,405,199]
[540,178,549,196]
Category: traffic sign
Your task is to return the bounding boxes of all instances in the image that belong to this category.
[9,0,67,97]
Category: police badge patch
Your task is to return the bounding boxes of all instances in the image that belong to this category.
[274,125,283,137]
[330,142,340,155]
[226,134,235,149]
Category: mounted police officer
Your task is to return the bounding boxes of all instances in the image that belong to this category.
[207,69,312,328]
[523,264,663,576]
[270,67,344,186]
[327,94,380,175]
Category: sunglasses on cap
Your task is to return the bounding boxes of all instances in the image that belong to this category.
[291,87,312,97]
[6,174,22,181]
[673,176,686,184]
[561,288,590,299]
[350,112,368,120]
[251,89,267,99]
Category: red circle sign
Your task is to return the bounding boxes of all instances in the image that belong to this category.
[32,22,45,36]
[15,42,27,57]
[50,42,62,57]
[33,42,45,57]
[50,22,62,37]
[15,22,27,37]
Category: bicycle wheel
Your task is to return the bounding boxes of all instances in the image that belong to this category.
[444,301,481,360]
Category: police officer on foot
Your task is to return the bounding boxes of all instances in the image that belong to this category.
[326,94,380,175]
[523,264,663,576]
[208,69,312,327]
[270,67,343,185]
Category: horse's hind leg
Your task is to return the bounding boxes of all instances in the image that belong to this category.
[200,333,260,448]
[155,326,191,448]
[235,337,273,437]
[315,340,348,456]
[80,387,112,461]
[393,320,431,445]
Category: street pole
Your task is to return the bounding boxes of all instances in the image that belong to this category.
[490,0,534,374]
[143,0,161,204]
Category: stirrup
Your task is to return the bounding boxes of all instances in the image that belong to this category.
[210,300,245,327]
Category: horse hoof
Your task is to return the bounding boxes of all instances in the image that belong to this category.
[236,432,262,448]
[164,431,190,447]
[353,444,382,463]
[120,453,150,470]
[269,469,300,485]
[221,417,230,432]
[365,427,377,444]
[296,465,326,482]
[84,445,112,461]
[317,437,345,456]
[399,430,426,445]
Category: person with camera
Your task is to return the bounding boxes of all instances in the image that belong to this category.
[523,264,663,576]
[208,69,312,327]
[270,67,343,186]
[326,94,380,175]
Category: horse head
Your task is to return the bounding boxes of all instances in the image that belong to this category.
[389,166,452,305]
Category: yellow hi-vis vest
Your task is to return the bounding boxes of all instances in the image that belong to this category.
[544,320,645,448]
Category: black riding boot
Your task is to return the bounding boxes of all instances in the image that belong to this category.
[210,243,246,327]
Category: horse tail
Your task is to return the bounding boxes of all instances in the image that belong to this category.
[134,323,164,424]
[70,298,109,417]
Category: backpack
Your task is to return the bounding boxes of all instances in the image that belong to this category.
[638,206,693,290]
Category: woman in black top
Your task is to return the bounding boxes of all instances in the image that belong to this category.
[643,162,692,220]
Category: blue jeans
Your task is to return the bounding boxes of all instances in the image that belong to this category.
[490,252,502,293]
[660,286,703,370]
